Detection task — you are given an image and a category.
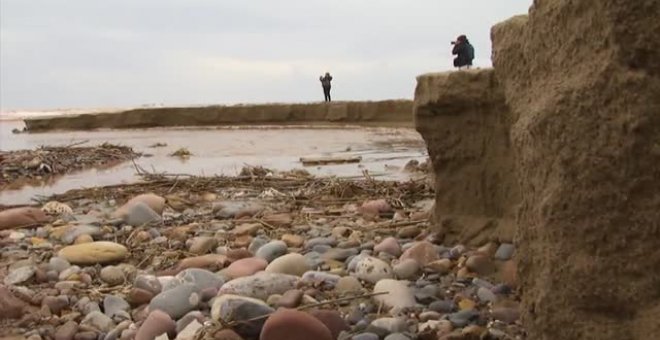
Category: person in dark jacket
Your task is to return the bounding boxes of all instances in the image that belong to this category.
[319,72,333,102]
[452,35,474,69]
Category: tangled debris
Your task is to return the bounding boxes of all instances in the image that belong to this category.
[169,147,192,158]
[0,142,139,190]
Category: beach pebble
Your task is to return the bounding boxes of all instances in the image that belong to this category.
[176,268,224,291]
[354,256,394,284]
[384,334,411,340]
[494,243,515,261]
[352,333,380,340]
[123,202,162,226]
[265,253,310,276]
[223,257,268,279]
[135,310,175,340]
[100,266,125,286]
[149,283,200,319]
[48,257,71,273]
[399,241,438,267]
[219,272,298,300]
[134,275,162,295]
[4,266,36,285]
[174,319,203,340]
[103,295,130,319]
[491,307,520,324]
[372,279,416,313]
[54,321,78,340]
[465,255,494,275]
[281,234,304,248]
[188,236,218,255]
[477,287,497,303]
[369,317,408,334]
[57,242,128,265]
[80,311,115,332]
[61,225,101,244]
[397,225,421,239]
[256,240,288,262]
[374,237,402,257]
[392,259,420,280]
[309,310,350,339]
[335,276,363,294]
[260,308,333,340]
[277,289,304,308]
[211,294,274,338]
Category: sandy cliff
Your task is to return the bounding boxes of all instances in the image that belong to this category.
[24,100,413,131]
[492,1,660,339]
[414,70,519,246]
[415,0,660,339]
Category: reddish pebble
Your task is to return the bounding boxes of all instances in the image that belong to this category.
[135,310,175,340]
[399,241,439,267]
[309,309,350,339]
[260,308,333,340]
[213,329,245,340]
[128,288,154,306]
[223,257,268,279]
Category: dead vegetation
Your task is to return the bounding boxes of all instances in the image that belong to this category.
[0,142,139,190]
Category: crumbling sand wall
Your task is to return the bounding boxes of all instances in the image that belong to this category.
[416,0,660,339]
[24,100,413,132]
[491,1,660,339]
[414,69,520,246]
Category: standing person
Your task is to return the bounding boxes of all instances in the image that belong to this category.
[451,35,475,69]
[319,72,333,102]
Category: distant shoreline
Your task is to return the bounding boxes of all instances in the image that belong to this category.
[23,100,414,132]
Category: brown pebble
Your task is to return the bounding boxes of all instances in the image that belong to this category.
[135,310,175,340]
[281,234,304,248]
[212,329,244,340]
[491,307,520,324]
[309,309,350,339]
[128,288,154,306]
[54,321,78,340]
[397,225,422,238]
[74,234,94,244]
[400,241,439,266]
[226,248,253,261]
[73,331,98,340]
[277,289,304,308]
[42,296,68,315]
[465,255,494,276]
[232,235,253,248]
[260,308,333,340]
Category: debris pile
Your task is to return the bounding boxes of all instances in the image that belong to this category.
[0,143,139,190]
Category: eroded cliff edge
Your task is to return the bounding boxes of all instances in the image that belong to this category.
[416,0,660,339]
[414,70,519,247]
[24,100,413,132]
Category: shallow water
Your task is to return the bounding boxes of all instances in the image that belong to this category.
[0,120,427,205]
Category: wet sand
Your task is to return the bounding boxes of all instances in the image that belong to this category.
[0,121,427,205]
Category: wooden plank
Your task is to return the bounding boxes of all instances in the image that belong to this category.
[300,155,362,166]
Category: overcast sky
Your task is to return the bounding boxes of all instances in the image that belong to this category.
[0,0,530,111]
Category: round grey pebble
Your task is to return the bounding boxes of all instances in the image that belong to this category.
[352,333,380,340]
[385,334,411,340]
[494,243,515,260]
[429,300,456,313]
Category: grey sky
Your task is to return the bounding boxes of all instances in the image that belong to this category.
[0,0,530,111]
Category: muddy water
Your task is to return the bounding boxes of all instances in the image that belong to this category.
[0,120,427,205]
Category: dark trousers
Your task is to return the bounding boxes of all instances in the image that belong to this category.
[323,86,331,102]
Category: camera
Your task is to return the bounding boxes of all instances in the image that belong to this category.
[450,41,456,45]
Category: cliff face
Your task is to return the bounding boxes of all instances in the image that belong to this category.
[492,1,660,339]
[416,0,660,339]
[414,70,519,246]
[24,100,413,132]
